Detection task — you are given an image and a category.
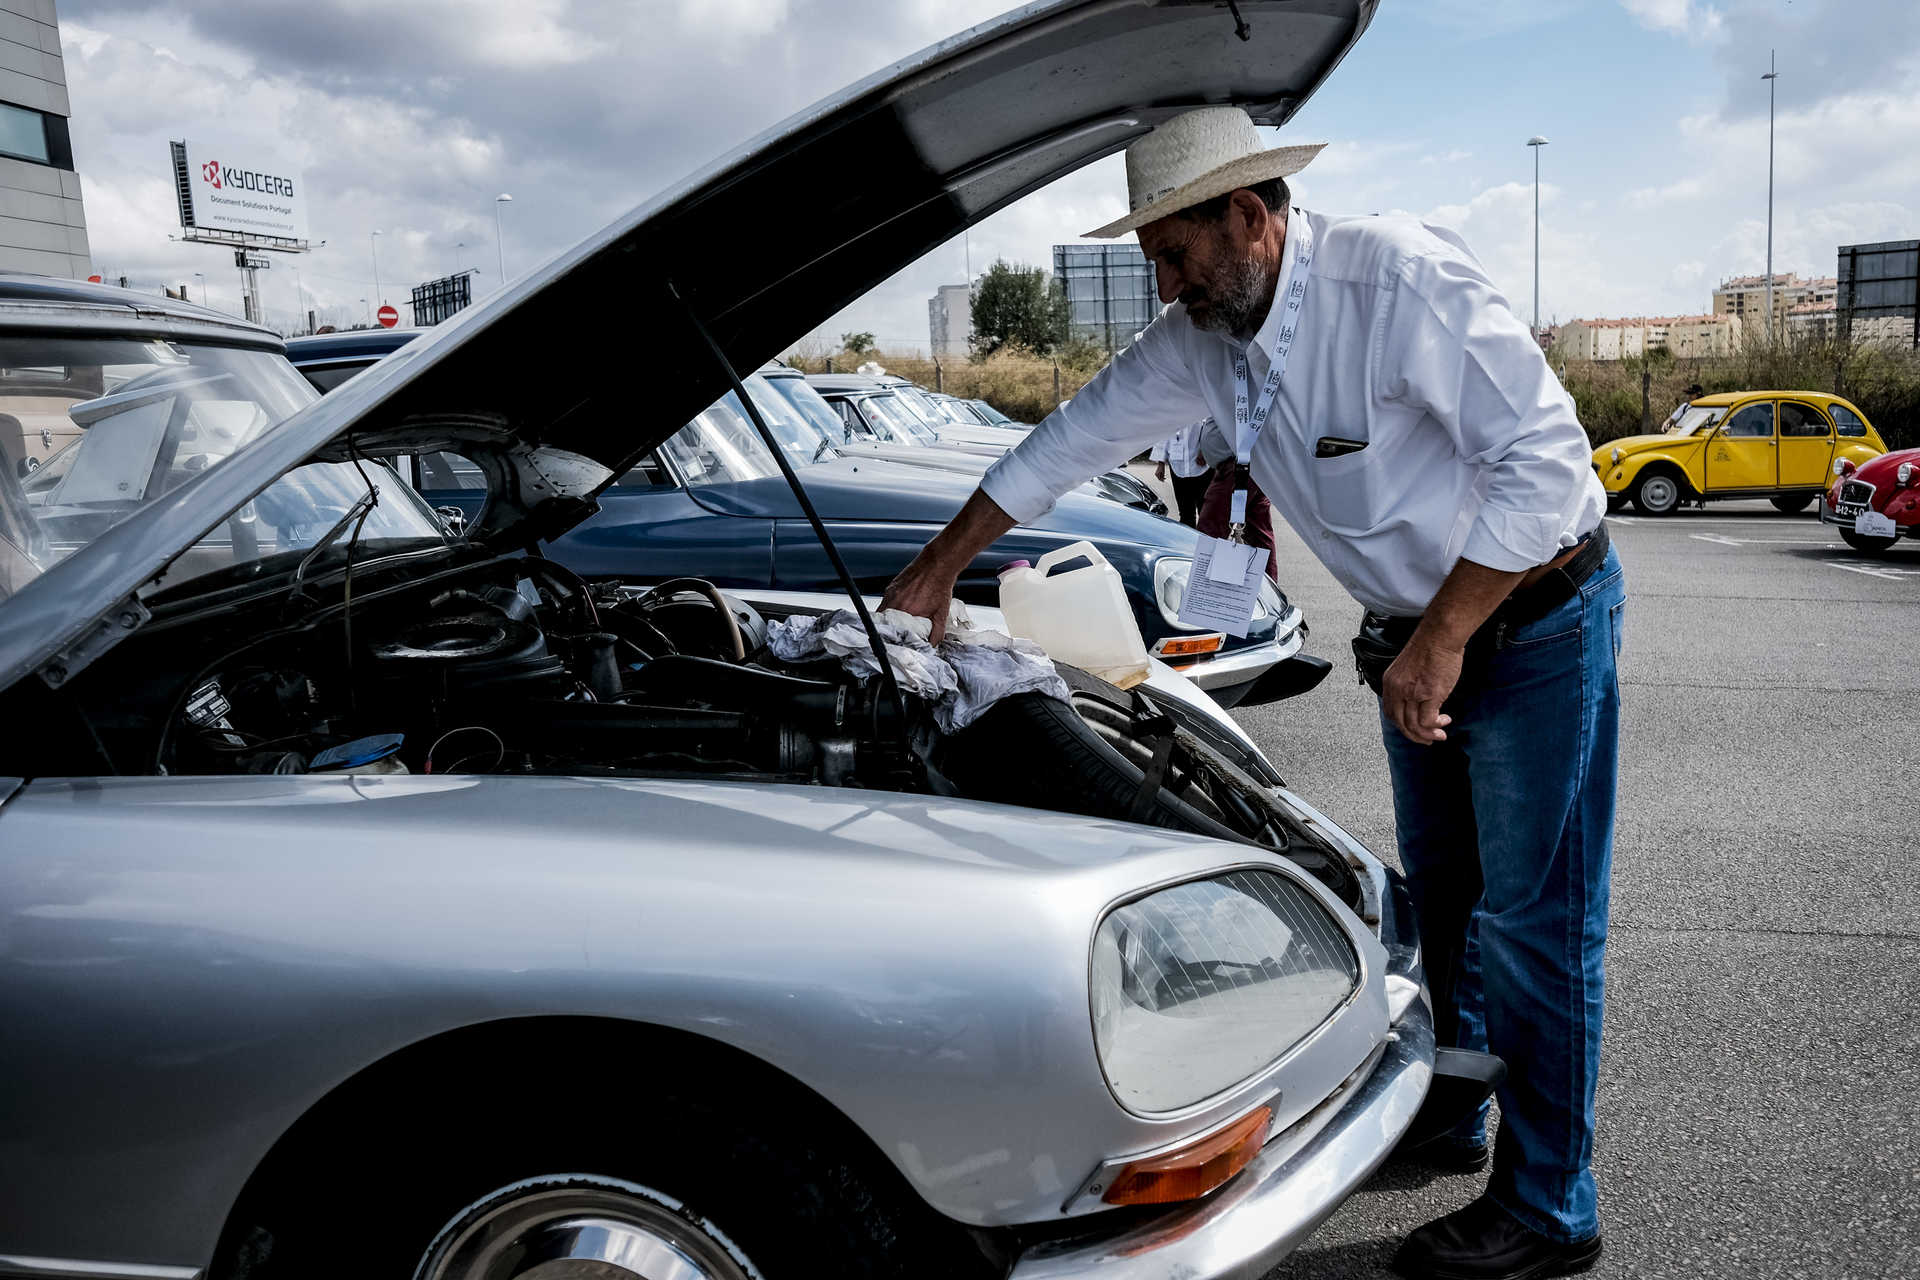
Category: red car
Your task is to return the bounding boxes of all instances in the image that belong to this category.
[1823,446,1920,552]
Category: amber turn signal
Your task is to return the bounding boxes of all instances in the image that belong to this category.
[1100,1105,1271,1206]
[1152,633,1226,660]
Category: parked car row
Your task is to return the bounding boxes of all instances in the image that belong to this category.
[0,5,1473,1279]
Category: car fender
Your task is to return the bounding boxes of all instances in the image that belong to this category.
[0,773,1385,1265]
[1604,445,1700,495]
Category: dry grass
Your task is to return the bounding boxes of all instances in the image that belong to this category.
[789,334,1920,451]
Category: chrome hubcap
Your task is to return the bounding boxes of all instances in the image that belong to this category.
[418,1176,760,1280]
[1641,476,1676,510]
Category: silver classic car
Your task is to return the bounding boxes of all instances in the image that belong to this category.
[0,3,1495,1278]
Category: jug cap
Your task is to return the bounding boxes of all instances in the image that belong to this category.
[996,559,1032,575]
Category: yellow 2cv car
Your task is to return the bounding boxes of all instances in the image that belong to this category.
[1593,391,1887,515]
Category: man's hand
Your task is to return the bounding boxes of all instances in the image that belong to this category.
[881,553,963,645]
[880,487,1019,645]
[1382,635,1463,745]
[1154,461,1167,481]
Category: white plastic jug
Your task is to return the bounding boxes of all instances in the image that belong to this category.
[997,541,1152,689]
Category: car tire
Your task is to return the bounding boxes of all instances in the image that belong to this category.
[933,666,1248,844]
[1770,493,1815,514]
[1841,528,1897,554]
[1630,469,1684,516]
[215,1076,995,1280]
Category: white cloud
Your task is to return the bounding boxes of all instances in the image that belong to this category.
[1620,0,1725,40]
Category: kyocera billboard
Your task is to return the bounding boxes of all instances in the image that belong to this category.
[170,138,310,243]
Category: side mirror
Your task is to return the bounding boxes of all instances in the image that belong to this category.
[435,505,467,536]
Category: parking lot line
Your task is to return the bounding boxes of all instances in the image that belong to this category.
[1688,533,1837,547]
[1826,562,1908,581]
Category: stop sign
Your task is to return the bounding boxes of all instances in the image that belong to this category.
[376,304,399,328]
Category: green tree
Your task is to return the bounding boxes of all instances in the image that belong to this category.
[969,260,1069,359]
[840,331,876,358]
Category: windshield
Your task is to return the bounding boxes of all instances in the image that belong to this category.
[888,384,950,433]
[971,399,1015,426]
[661,375,830,486]
[764,374,847,448]
[863,393,940,444]
[0,336,443,603]
[1666,405,1726,436]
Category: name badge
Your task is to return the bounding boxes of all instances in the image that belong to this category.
[1178,534,1269,637]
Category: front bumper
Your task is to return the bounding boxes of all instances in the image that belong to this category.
[1007,867,1434,1280]
[1009,999,1432,1280]
[1168,605,1305,692]
[1820,506,1913,538]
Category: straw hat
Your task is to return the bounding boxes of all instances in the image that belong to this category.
[1084,107,1325,239]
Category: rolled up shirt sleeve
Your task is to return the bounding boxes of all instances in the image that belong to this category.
[981,311,1208,524]
[1379,247,1602,572]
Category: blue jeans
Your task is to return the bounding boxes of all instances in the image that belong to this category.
[1380,547,1625,1243]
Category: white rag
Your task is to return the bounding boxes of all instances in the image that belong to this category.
[766,606,1071,733]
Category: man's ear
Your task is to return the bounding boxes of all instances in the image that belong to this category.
[1225,188,1271,247]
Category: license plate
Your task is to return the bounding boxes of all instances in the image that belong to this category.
[1856,510,1897,539]
[1837,501,1867,519]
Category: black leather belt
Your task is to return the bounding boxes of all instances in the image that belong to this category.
[1351,522,1612,692]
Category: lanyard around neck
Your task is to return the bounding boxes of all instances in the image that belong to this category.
[1227,211,1315,538]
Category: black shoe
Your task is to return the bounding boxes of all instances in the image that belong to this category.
[1393,1196,1602,1280]
[1397,1135,1490,1173]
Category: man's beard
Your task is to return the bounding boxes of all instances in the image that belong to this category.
[1187,254,1272,341]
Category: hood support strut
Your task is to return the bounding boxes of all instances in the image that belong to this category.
[671,280,910,742]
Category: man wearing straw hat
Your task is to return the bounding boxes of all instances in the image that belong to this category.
[883,107,1621,1279]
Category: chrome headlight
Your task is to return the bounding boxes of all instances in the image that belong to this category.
[1090,870,1361,1113]
[1154,556,1279,629]
[1610,447,1623,465]
[1152,556,1194,627]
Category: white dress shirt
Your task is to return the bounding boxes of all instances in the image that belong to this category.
[984,209,1606,616]
[1147,420,1212,478]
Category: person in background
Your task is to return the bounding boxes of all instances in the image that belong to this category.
[1149,419,1212,526]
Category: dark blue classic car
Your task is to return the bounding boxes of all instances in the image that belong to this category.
[285,333,1315,701]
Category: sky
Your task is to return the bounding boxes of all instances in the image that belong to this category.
[57,0,1920,349]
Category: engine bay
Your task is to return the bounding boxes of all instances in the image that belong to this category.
[5,553,1365,911]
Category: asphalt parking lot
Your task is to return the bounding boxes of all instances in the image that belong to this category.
[1217,501,1920,1279]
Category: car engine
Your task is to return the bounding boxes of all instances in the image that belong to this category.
[9,552,1365,912]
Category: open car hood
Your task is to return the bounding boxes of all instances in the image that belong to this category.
[0,0,1373,691]
[331,0,1374,473]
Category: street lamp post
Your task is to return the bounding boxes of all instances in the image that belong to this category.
[370,229,383,310]
[1528,136,1550,345]
[494,194,513,287]
[1762,51,1778,342]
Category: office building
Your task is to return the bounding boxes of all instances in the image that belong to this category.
[1053,243,1155,352]
[928,283,972,359]
[0,0,89,278]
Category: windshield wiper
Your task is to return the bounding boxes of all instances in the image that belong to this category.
[812,437,837,462]
[289,484,379,600]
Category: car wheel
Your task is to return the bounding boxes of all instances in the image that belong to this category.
[218,1080,995,1280]
[415,1175,759,1280]
[1841,528,1897,554]
[1631,470,1682,516]
[1770,493,1814,514]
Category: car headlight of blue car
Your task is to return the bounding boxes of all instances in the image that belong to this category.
[1153,556,1285,629]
